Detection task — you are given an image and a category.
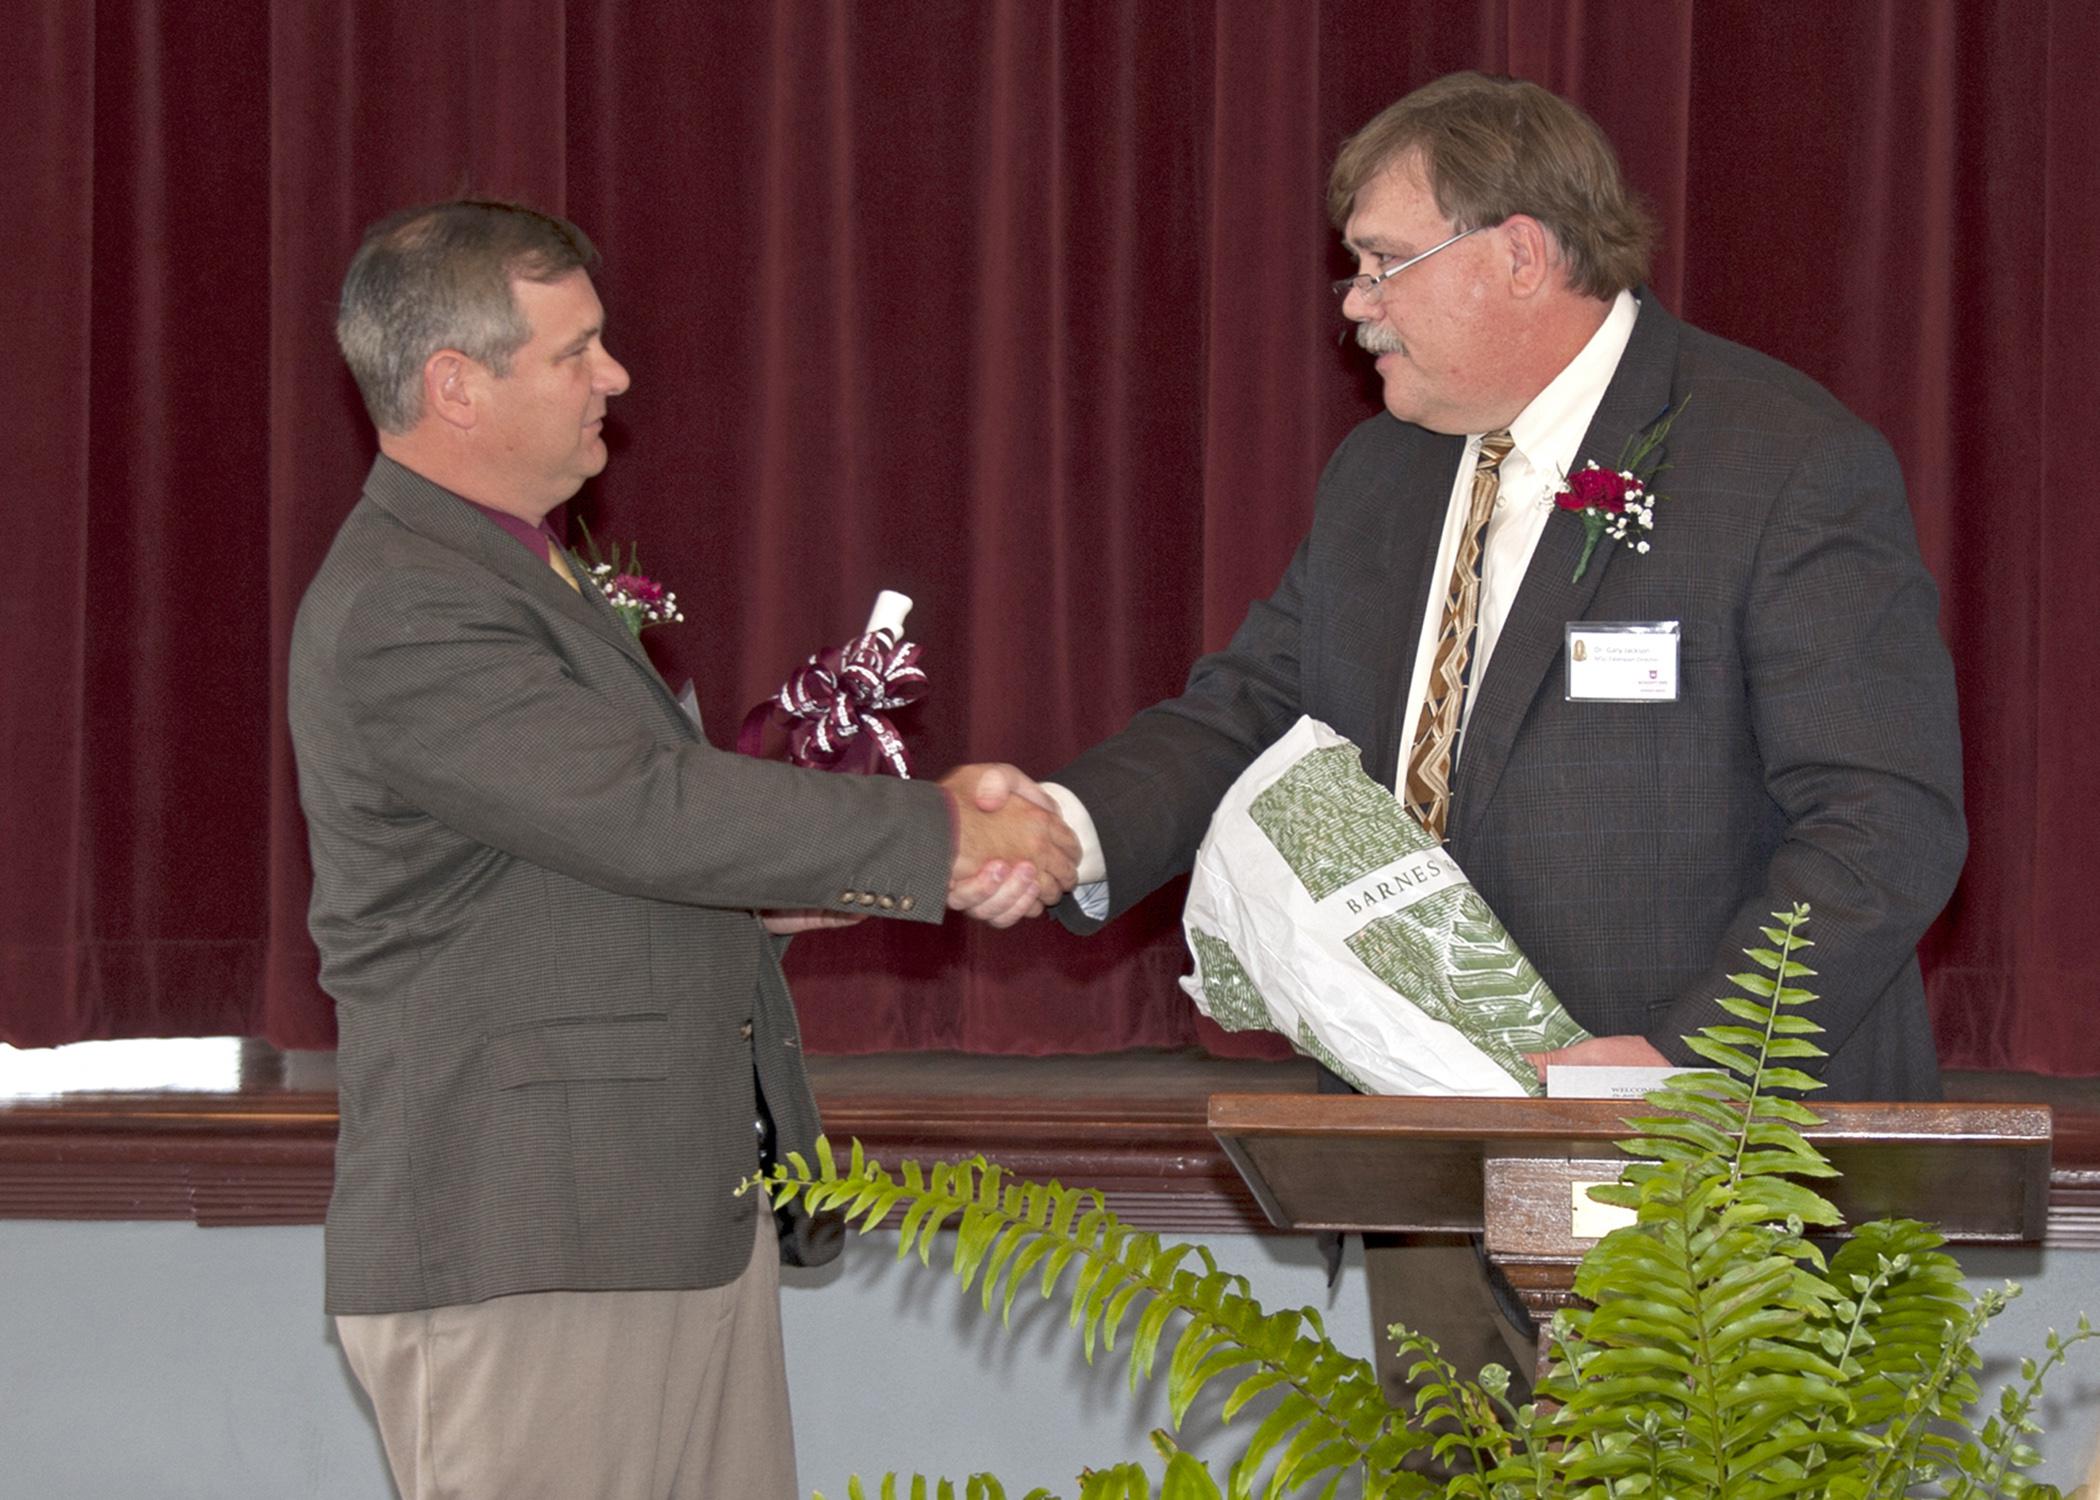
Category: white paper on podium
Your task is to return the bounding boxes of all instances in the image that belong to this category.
[1544,1065,1690,1100]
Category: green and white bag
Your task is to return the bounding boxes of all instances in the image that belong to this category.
[1180,715,1588,1097]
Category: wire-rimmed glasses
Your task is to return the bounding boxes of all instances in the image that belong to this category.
[1331,226,1481,304]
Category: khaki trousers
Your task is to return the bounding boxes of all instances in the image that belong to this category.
[337,1215,794,1500]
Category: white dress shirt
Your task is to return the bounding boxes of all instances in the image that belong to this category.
[1396,289,1639,778]
[1051,290,1640,912]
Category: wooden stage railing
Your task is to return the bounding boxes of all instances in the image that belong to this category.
[2,1041,2097,1245]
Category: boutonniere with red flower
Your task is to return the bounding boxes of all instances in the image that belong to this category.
[570,519,685,639]
[1553,400,1685,582]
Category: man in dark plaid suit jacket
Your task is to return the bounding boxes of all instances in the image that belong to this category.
[290,200,1076,1499]
[1004,74,1967,1419]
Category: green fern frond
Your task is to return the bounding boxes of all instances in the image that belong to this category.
[824,1474,1050,1500]
[751,1146,1401,1500]
[821,1466,1217,1500]
[1069,1446,1225,1499]
[1542,909,1878,1497]
[1382,1329,1514,1486]
[783,905,2092,1499]
[1937,1309,2099,1499]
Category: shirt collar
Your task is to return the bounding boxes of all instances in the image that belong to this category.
[453,495,563,565]
[1501,288,1641,483]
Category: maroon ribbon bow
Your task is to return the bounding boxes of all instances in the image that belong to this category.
[737,629,927,778]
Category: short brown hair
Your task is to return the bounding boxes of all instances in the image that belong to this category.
[336,199,599,434]
[1328,72,1654,300]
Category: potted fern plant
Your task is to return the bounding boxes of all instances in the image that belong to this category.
[754,907,2094,1499]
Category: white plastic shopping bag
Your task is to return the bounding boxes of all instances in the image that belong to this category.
[1180,716,1588,1096]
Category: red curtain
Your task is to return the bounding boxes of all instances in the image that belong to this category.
[5,1,2095,1073]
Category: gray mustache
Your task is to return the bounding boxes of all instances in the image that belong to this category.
[1355,323,1403,356]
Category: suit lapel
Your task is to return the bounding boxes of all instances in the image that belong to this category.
[1366,429,1469,786]
[362,457,675,695]
[1447,296,1686,844]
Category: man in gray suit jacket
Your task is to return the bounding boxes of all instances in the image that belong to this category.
[290,200,1076,1499]
[982,73,1967,1412]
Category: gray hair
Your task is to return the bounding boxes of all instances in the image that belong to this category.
[336,200,599,433]
[1329,72,1655,300]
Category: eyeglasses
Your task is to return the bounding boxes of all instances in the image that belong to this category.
[1331,227,1481,304]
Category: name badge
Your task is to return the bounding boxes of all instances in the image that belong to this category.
[1566,622,1680,701]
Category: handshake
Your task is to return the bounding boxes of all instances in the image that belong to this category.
[941,763,1083,928]
[759,763,1078,937]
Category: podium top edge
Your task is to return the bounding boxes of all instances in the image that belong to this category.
[1204,1092,2055,1147]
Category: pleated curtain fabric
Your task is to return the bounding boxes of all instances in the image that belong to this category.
[1402,429,1514,841]
[10,0,2100,1072]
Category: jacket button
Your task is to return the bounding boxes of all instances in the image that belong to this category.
[839,890,858,904]
[899,896,915,912]
[858,892,877,907]
[739,1022,754,1041]
[877,895,895,910]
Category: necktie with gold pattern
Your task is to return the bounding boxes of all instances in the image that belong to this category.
[1402,429,1515,840]
[546,545,582,593]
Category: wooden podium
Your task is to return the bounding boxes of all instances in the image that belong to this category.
[1210,1094,2054,1338]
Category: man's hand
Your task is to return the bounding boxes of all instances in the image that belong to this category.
[941,763,1079,926]
[760,910,867,935]
[1523,1034,1672,1084]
